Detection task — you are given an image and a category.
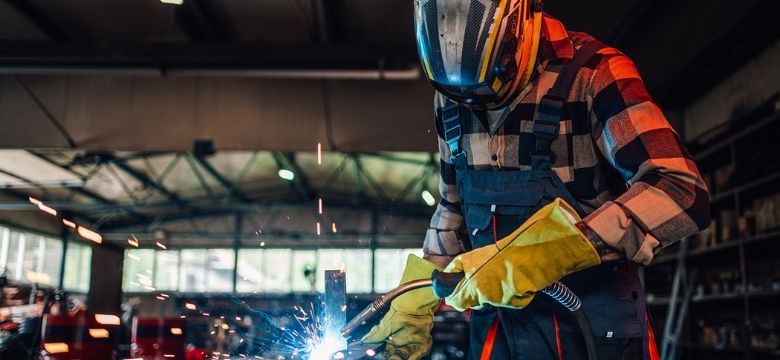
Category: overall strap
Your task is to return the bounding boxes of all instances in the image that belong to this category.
[439,100,466,161]
[533,41,607,158]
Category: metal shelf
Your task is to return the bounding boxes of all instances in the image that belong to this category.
[648,229,780,265]
[710,171,780,203]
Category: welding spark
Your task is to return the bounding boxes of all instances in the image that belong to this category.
[220,296,346,360]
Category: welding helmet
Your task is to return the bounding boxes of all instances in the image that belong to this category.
[415,0,544,109]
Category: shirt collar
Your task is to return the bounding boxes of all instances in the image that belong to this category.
[538,14,574,63]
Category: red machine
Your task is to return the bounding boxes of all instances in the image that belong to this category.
[39,314,120,360]
[131,317,187,360]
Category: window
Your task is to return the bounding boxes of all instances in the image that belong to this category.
[63,241,92,293]
[123,249,155,292]
[155,251,180,291]
[373,249,424,293]
[315,249,372,293]
[291,250,317,293]
[179,249,234,292]
[0,229,63,287]
[121,247,420,294]
[236,249,292,293]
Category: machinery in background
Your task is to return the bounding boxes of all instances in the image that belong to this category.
[130,317,188,360]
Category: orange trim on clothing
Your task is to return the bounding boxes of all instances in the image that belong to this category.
[646,314,660,360]
[477,214,502,360]
[480,314,501,360]
[552,305,563,360]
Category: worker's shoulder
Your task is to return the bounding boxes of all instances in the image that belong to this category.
[568,31,634,68]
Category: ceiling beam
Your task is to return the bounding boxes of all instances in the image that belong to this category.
[111,158,182,204]
[26,152,150,223]
[273,152,313,204]
[3,0,68,41]
[0,42,420,76]
[311,0,333,44]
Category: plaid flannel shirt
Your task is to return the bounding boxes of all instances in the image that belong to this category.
[423,15,711,265]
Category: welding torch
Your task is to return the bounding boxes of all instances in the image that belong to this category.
[340,270,598,360]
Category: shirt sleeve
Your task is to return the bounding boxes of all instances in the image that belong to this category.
[582,49,711,265]
[423,94,470,257]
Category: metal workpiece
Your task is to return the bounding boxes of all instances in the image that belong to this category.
[323,270,348,352]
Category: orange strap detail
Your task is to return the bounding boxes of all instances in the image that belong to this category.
[480,313,501,360]
[646,314,660,360]
[553,305,563,360]
[477,215,501,360]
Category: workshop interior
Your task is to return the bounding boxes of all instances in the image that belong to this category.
[0,0,779,359]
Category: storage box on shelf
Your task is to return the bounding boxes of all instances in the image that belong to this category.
[644,102,780,360]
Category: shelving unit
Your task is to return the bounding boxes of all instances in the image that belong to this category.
[645,102,780,360]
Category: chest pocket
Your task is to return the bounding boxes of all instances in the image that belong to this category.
[459,170,545,248]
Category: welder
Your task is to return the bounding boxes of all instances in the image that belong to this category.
[361,0,711,359]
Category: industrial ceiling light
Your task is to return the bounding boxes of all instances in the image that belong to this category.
[278,169,294,181]
[78,226,103,244]
[421,190,436,206]
[160,0,183,4]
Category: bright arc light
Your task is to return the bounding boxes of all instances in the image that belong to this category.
[317,143,322,164]
[78,226,102,244]
[185,303,197,310]
[421,190,436,206]
[62,219,76,228]
[156,242,167,250]
[278,169,295,181]
[170,327,183,335]
[160,0,183,4]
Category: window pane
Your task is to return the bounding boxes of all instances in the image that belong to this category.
[206,249,234,292]
[40,238,63,287]
[179,249,207,292]
[0,227,10,275]
[313,249,372,293]
[315,249,344,293]
[24,233,49,285]
[291,250,317,293]
[63,242,92,293]
[343,249,372,293]
[261,249,291,293]
[6,231,25,281]
[236,249,263,293]
[123,249,155,292]
[373,249,423,293]
[155,251,180,291]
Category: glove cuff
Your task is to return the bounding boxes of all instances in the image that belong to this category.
[392,255,443,314]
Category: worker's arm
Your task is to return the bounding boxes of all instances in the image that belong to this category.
[422,95,470,261]
[582,48,711,265]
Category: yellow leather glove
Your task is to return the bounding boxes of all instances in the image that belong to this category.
[362,254,443,360]
[443,198,601,311]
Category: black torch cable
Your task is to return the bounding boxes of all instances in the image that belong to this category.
[542,281,598,360]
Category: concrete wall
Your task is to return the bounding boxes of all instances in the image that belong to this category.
[684,38,780,142]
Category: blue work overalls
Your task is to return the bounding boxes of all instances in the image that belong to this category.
[441,41,655,360]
